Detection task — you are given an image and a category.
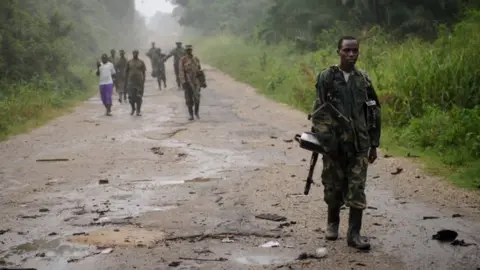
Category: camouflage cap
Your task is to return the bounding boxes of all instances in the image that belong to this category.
[133,49,139,53]
[185,45,193,50]
[119,49,125,53]
[176,41,182,44]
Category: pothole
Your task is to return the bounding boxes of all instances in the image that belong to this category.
[66,226,165,248]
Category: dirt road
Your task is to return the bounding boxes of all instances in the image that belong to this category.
[0,61,479,270]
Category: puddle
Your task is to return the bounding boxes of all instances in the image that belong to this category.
[235,255,294,265]
[66,226,165,248]
[5,238,96,262]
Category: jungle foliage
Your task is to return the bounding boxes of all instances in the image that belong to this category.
[0,0,147,138]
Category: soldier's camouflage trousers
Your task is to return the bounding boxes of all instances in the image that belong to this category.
[184,83,200,108]
[127,86,143,112]
[174,62,180,87]
[321,151,368,210]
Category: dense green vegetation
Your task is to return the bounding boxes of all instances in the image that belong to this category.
[0,0,148,139]
[169,0,480,189]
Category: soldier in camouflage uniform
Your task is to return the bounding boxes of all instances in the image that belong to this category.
[108,49,117,64]
[152,48,167,90]
[124,50,146,116]
[108,49,117,92]
[165,42,186,88]
[115,49,128,103]
[179,45,203,120]
[311,36,381,250]
[146,42,156,69]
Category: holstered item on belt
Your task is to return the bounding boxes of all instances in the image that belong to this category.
[197,70,207,88]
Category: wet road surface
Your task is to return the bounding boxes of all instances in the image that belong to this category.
[0,61,480,270]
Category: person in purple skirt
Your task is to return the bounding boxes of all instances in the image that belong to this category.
[96,53,116,116]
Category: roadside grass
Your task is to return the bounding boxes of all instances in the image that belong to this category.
[189,12,480,190]
[0,67,96,141]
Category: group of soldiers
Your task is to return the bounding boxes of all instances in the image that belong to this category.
[97,41,206,120]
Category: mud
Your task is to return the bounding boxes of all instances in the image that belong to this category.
[0,57,479,270]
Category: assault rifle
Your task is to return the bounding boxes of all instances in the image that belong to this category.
[294,101,351,195]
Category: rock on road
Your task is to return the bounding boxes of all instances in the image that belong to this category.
[0,61,479,270]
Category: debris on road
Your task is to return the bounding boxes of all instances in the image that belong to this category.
[452,213,464,218]
[255,213,287,222]
[98,179,109,184]
[150,147,164,155]
[260,241,280,248]
[221,237,234,243]
[168,261,181,267]
[451,239,476,247]
[432,229,458,242]
[101,248,114,254]
[315,247,328,258]
[283,139,293,143]
[179,257,228,262]
[20,215,42,219]
[39,208,49,213]
[67,226,164,248]
[278,221,296,229]
[36,158,69,162]
[391,167,403,175]
[423,216,439,220]
[296,252,325,260]
[0,229,10,235]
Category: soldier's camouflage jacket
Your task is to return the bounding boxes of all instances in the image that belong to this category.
[311,66,381,154]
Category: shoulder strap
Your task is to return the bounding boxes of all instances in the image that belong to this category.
[324,65,339,100]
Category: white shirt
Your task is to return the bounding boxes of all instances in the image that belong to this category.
[98,62,116,85]
[340,69,352,82]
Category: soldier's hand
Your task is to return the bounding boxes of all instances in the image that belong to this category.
[368,147,377,164]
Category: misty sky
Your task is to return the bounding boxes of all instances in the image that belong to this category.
[135,0,174,18]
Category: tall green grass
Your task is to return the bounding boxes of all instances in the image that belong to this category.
[0,67,96,140]
[192,9,480,189]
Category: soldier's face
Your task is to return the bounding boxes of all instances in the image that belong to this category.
[339,40,359,65]
[133,51,139,58]
[120,52,125,57]
[186,49,192,55]
[101,55,108,63]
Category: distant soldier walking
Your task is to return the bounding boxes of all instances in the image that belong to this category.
[108,49,117,64]
[179,45,206,120]
[96,53,116,116]
[115,49,128,103]
[124,50,146,116]
[146,42,156,70]
[152,48,167,90]
[165,42,185,88]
